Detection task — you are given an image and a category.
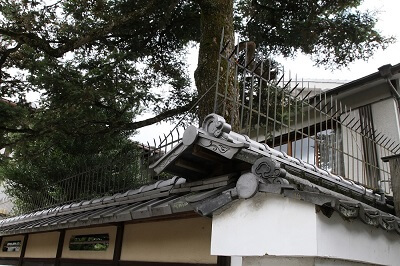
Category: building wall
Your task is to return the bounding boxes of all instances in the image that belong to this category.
[371,97,400,194]
[211,192,400,265]
[25,231,59,258]
[371,98,400,143]
[316,210,400,265]
[334,82,392,110]
[61,226,117,260]
[121,217,217,264]
[211,193,318,256]
[0,217,216,264]
[0,235,24,258]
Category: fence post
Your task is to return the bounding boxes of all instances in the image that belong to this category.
[382,154,400,217]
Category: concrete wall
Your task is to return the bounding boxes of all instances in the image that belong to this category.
[25,232,59,258]
[121,217,217,264]
[61,226,116,260]
[211,192,400,265]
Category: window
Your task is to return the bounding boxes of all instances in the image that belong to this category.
[358,105,380,188]
[2,240,21,252]
[270,104,381,189]
[271,120,345,176]
[69,234,109,251]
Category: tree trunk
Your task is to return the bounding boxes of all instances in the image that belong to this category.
[194,0,238,130]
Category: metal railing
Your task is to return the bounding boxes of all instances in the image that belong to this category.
[7,128,184,214]
[212,32,398,195]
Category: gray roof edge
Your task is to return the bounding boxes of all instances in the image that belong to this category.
[325,62,400,96]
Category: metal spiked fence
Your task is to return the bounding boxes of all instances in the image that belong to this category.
[212,31,398,195]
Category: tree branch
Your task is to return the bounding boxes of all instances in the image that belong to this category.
[120,99,196,130]
[0,1,157,57]
[0,43,22,67]
[0,43,22,79]
[0,98,18,107]
[0,126,35,134]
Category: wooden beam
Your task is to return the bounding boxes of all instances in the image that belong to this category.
[55,230,65,266]
[175,159,208,174]
[217,256,231,266]
[113,223,124,266]
[18,234,29,266]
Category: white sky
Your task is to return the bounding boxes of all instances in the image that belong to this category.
[277,0,400,81]
[135,0,400,143]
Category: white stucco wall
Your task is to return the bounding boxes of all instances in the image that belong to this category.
[316,210,399,265]
[211,192,400,265]
[211,193,317,257]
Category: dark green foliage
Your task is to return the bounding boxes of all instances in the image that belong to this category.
[236,0,394,66]
[1,129,143,214]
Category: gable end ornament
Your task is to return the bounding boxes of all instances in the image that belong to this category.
[236,157,288,199]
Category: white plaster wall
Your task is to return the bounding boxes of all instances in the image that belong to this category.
[212,192,400,265]
[211,193,317,256]
[316,210,400,266]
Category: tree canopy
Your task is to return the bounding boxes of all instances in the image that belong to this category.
[0,0,393,143]
[0,0,394,212]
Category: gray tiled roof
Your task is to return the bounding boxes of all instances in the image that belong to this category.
[0,175,236,236]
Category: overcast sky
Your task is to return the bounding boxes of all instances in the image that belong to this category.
[276,0,400,81]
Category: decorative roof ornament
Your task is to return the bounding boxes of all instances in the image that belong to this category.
[152,113,390,210]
